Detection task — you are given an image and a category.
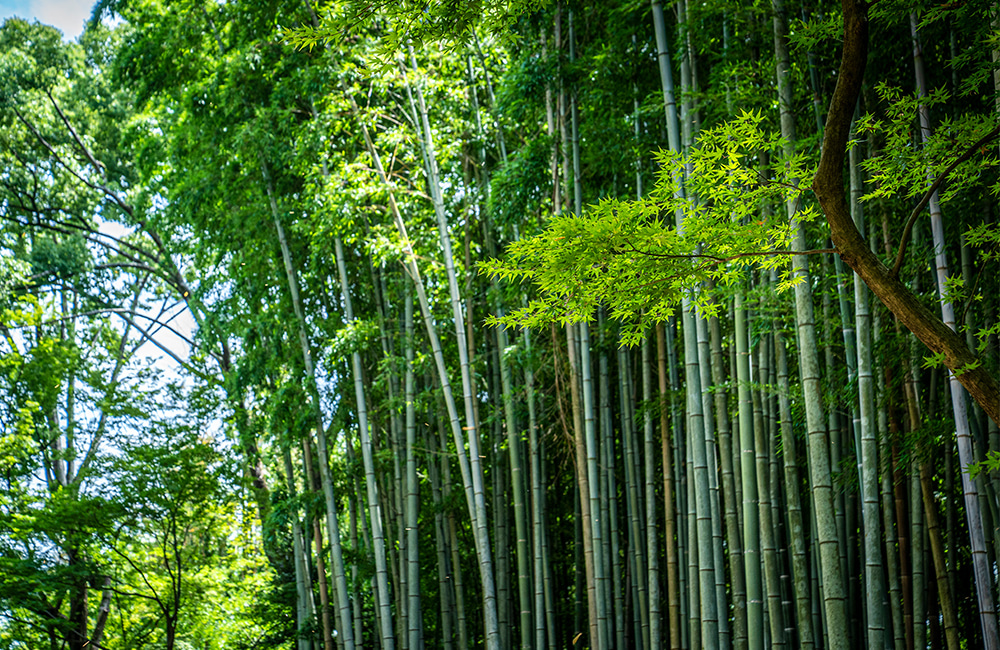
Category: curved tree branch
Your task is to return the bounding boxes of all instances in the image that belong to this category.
[812,0,1000,426]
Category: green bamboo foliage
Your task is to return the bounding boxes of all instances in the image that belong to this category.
[11,4,1000,650]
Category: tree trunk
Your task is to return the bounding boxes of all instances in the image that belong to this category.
[811,0,1000,427]
[736,292,763,650]
[403,280,422,650]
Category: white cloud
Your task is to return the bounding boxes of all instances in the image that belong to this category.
[0,0,94,40]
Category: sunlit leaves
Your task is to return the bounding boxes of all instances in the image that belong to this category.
[284,0,549,69]
[483,111,817,341]
[327,317,380,365]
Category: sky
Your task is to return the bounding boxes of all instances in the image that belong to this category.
[0,0,94,40]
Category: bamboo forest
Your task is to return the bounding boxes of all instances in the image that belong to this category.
[4,0,1000,647]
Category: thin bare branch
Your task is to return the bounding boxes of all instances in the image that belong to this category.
[891,123,1000,278]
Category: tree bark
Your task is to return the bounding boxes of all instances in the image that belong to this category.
[812,0,1000,427]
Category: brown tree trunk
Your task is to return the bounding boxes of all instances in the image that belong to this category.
[67,548,88,650]
[812,0,1000,427]
[919,461,960,650]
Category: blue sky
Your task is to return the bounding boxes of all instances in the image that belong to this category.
[0,0,94,39]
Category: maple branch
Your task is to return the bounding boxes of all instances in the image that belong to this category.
[619,241,836,263]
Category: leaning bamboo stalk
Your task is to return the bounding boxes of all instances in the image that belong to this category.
[910,15,999,646]
[405,47,500,649]
[918,461,959,650]
[347,82,498,649]
[261,154,356,650]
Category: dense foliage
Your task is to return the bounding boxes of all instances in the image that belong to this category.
[2,0,999,648]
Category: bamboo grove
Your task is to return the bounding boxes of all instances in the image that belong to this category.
[2,0,1000,648]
